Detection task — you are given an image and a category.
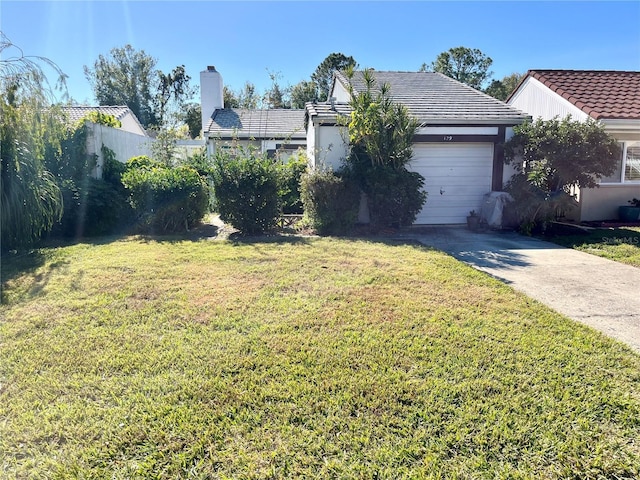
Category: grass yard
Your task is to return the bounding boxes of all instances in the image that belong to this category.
[545,226,640,268]
[1,235,640,478]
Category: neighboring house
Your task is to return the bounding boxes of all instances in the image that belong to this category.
[200,66,306,158]
[61,105,151,178]
[507,70,640,222]
[62,105,148,136]
[306,71,530,224]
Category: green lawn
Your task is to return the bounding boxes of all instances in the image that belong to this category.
[545,226,640,267]
[1,235,639,478]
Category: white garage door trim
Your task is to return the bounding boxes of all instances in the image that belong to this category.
[409,143,494,224]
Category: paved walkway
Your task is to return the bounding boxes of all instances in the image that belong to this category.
[400,227,640,353]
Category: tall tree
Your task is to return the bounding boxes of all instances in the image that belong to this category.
[236,81,260,109]
[84,45,158,128]
[290,80,318,109]
[484,72,523,101]
[223,86,239,108]
[311,53,357,101]
[422,46,493,90]
[180,102,202,139]
[156,64,196,128]
[1,33,65,250]
[263,71,290,109]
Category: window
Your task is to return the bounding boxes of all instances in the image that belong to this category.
[601,141,640,183]
[624,141,640,181]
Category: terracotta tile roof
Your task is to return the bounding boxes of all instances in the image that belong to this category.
[205,108,306,139]
[334,70,529,125]
[525,70,640,120]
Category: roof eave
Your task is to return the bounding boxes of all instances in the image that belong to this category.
[599,118,640,131]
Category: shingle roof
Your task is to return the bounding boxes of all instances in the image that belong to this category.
[61,105,135,124]
[521,70,640,120]
[205,109,306,139]
[334,71,528,125]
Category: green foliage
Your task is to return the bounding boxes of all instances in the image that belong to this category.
[343,70,426,228]
[78,110,121,129]
[277,151,308,214]
[84,45,158,128]
[150,128,180,166]
[211,149,280,235]
[300,168,360,235]
[155,64,195,128]
[1,88,63,251]
[504,116,620,233]
[122,157,208,233]
[358,164,427,228]
[263,70,290,109]
[180,102,201,139]
[223,86,239,108]
[423,46,493,90]
[484,72,523,101]
[312,52,357,101]
[290,80,319,109]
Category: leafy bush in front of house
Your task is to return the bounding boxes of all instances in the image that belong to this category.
[300,168,360,235]
[211,149,280,235]
[342,69,427,229]
[277,150,308,214]
[122,156,208,233]
[356,162,427,228]
[504,116,620,234]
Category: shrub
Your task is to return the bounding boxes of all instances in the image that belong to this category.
[277,151,308,214]
[504,117,619,233]
[342,70,427,228]
[122,157,208,233]
[300,168,360,235]
[54,177,132,238]
[211,150,280,235]
[358,164,427,228]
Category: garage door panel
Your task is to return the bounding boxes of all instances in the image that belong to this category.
[409,143,493,224]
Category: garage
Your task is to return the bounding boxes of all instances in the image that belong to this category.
[409,143,494,224]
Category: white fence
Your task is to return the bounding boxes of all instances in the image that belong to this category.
[87,123,154,178]
[86,124,206,178]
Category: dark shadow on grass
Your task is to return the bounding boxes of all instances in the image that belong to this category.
[1,250,70,304]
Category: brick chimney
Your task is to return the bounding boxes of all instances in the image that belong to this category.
[200,66,224,134]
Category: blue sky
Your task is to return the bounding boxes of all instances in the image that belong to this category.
[2,1,639,104]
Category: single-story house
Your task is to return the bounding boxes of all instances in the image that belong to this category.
[61,105,148,136]
[307,70,530,224]
[200,66,530,224]
[61,105,151,178]
[507,70,640,222]
[200,66,306,158]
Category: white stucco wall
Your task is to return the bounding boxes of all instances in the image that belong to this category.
[87,123,153,178]
[119,113,147,136]
[330,79,351,103]
[308,123,348,171]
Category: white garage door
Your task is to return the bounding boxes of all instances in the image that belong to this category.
[409,143,494,224]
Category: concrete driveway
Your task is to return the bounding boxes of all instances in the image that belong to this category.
[402,227,640,353]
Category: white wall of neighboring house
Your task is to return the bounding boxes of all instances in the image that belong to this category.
[331,78,350,102]
[119,112,147,136]
[508,78,640,221]
[87,123,153,178]
[307,123,348,171]
[508,77,589,122]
